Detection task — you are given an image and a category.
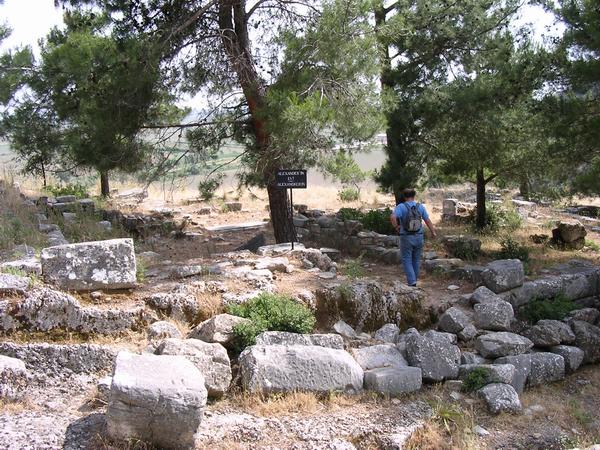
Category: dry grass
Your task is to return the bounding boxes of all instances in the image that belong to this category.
[0,329,148,351]
[194,292,225,323]
[0,182,46,252]
[0,398,37,414]
[218,390,379,417]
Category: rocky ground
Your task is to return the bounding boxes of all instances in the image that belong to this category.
[1,182,600,450]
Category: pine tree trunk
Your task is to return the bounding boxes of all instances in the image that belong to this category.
[100,171,110,197]
[267,184,295,243]
[218,0,295,243]
[476,168,486,230]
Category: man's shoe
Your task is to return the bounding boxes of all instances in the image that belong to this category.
[408,283,417,287]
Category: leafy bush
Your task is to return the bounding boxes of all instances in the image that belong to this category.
[472,204,523,234]
[337,207,364,221]
[228,293,316,351]
[497,236,530,261]
[338,187,360,202]
[462,367,490,392]
[360,208,396,235]
[45,183,89,199]
[448,240,479,261]
[341,255,365,279]
[198,174,224,201]
[519,293,577,324]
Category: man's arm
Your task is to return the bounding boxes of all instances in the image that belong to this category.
[424,218,437,238]
[390,212,400,233]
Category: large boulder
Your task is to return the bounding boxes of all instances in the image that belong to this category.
[107,352,207,449]
[154,338,231,398]
[0,355,29,401]
[350,344,408,370]
[494,354,532,393]
[478,383,522,414]
[364,366,422,394]
[146,321,182,341]
[475,332,533,358]
[471,286,503,305]
[405,333,460,382]
[315,280,430,331]
[569,320,600,363]
[239,345,363,394]
[525,320,576,347]
[553,221,586,249]
[527,352,565,386]
[474,300,514,331]
[438,307,471,334]
[373,323,401,343]
[458,364,515,385]
[255,331,344,349]
[188,313,251,346]
[41,238,137,291]
[481,260,524,293]
[550,345,585,373]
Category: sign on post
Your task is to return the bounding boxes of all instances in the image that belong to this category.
[276,169,307,189]
[276,169,307,250]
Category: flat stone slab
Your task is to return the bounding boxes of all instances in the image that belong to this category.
[206,221,267,232]
[41,238,136,291]
[364,366,422,394]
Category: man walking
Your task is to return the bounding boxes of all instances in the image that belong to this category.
[390,188,437,286]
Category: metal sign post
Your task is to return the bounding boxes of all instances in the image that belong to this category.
[275,169,307,250]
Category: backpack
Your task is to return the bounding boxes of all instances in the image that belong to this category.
[402,203,422,233]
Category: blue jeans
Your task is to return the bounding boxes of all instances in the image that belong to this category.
[400,234,424,286]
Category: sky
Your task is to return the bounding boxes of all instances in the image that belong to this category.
[0,0,565,108]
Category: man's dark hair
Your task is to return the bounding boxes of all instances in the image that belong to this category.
[403,188,416,199]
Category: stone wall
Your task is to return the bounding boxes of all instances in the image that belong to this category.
[294,212,402,264]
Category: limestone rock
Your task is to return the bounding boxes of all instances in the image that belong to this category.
[41,238,136,291]
[461,352,487,365]
[107,352,207,449]
[333,320,357,338]
[145,292,200,323]
[373,323,401,343]
[475,332,533,358]
[254,257,291,273]
[550,345,584,373]
[0,354,29,401]
[481,259,524,293]
[364,366,422,394]
[570,320,600,363]
[155,338,232,398]
[458,324,478,342]
[255,331,344,349]
[0,258,42,276]
[96,376,112,403]
[423,330,458,345]
[471,286,503,305]
[147,321,182,341]
[239,345,363,394]
[440,235,481,258]
[438,307,471,334]
[555,221,586,243]
[458,364,515,385]
[566,308,600,324]
[474,300,514,331]
[525,320,576,347]
[494,354,532,394]
[316,280,429,331]
[528,352,565,386]
[350,344,408,370]
[0,342,116,376]
[0,273,30,295]
[188,313,251,346]
[478,383,521,414]
[405,333,460,382]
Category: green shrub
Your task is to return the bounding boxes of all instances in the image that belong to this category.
[228,293,316,351]
[337,207,364,221]
[462,367,491,392]
[448,240,479,261]
[472,204,523,234]
[360,208,396,235]
[338,187,360,202]
[519,293,577,324]
[341,255,365,279]
[497,236,530,262]
[45,183,89,199]
[584,239,600,251]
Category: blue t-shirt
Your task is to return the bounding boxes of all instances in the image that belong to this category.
[393,201,429,235]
